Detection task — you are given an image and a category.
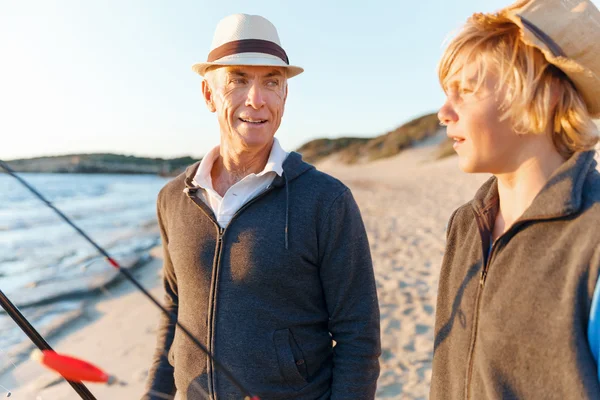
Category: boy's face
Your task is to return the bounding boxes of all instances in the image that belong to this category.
[438,58,522,174]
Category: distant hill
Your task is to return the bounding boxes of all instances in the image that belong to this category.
[297,116,600,166]
[4,112,458,175]
[3,153,200,176]
[297,113,449,164]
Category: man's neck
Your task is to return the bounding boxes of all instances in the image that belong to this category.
[210,140,273,197]
[493,145,565,240]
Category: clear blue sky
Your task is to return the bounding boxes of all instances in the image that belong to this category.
[3,0,596,160]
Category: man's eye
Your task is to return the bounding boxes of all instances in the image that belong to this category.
[230,79,246,84]
[266,80,279,87]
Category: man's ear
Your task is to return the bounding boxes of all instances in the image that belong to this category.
[202,79,216,113]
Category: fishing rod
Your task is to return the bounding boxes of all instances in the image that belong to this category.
[0,289,97,399]
[0,160,259,400]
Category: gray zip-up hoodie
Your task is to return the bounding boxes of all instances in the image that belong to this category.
[143,152,381,400]
[430,150,600,399]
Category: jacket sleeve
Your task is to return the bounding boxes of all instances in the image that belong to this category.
[142,199,179,400]
[318,188,381,400]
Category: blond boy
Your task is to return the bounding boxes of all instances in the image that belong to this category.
[431,0,600,398]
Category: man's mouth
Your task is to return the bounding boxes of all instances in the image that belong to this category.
[239,118,267,125]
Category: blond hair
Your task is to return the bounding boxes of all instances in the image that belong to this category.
[438,12,599,158]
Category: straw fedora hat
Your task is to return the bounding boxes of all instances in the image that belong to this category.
[192,14,303,78]
[500,0,600,117]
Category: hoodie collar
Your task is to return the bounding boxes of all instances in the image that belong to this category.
[189,138,288,191]
[184,150,314,190]
[472,150,598,222]
[183,150,315,251]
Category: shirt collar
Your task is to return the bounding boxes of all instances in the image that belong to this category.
[191,137,288,190]
[258,137,287,177]
[191,145,220,190]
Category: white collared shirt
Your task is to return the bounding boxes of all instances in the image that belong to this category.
[190,137,288,228]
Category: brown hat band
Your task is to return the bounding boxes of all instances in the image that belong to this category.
[207,39,290,64]
[519,15,567,58]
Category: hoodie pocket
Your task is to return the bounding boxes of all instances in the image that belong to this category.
[166,340,177,368]
[273,328,309,391]
[167,345,175,367]
[167,329,179,368]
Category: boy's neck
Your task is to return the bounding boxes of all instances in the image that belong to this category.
[492,138,566,240]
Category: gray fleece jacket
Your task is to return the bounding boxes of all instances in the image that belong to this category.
[430,150,600,399]
[143,152,381,400]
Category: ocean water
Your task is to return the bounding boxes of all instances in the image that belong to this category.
[0,173,169,354]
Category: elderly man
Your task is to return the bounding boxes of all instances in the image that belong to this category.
[143,14,381,400]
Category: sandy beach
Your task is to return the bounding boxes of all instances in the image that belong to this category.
[0,142,499,399]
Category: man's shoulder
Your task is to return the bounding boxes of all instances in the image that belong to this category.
[300,165,347,188]
[159,171,187,199]
[157,162,199,206]
[284,152,347,194]
[293,163,350,202]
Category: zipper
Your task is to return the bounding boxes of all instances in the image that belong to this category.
[464,208,495,400]
[208,226,224,399]
[184,184,278,398]
[463,208,551,399]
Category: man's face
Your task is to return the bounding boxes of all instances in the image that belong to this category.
[202,65,288,152]
[438,59,520,174]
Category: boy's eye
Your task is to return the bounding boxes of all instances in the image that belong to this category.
[444,82,460,95]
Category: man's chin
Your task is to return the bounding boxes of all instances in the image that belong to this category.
[234,131,275,149]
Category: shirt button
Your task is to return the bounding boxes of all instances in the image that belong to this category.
[296,359,305,366]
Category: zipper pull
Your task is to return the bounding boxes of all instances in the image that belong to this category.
[480,269,488,286]
[218,228,224,242]
[183,187,198,195]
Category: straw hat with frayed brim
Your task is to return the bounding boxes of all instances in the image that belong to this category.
[501,0,600,117]
[192,14,303,79]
